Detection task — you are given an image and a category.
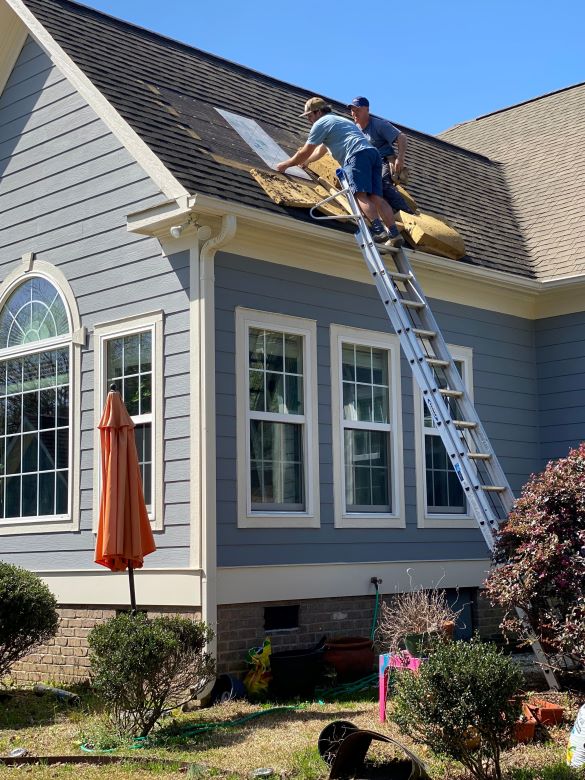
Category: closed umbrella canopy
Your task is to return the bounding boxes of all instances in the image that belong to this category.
[95,388,156,577]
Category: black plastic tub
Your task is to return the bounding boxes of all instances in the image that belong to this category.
[270,642,325,700]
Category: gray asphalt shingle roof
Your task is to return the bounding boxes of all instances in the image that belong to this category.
[21,0,534,278]
[441,83,585,280]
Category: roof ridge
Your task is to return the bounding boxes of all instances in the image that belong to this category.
[444,80,585,130]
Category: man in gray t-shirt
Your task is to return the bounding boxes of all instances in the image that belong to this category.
[348,96,412,214]
[277,96,404,246]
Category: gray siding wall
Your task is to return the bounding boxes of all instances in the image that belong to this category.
[536,311,585,463]
[0,39,191,569]
[215,253,543,568]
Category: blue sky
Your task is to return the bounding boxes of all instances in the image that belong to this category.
[86,0,583,135]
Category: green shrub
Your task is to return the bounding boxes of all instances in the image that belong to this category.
[88,612,215,737]
[0,562,59,681]
[392,637,523,780]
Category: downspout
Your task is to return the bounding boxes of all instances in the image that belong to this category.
[198,215,237,658]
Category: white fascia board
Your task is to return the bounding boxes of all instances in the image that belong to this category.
[4,0,189,203]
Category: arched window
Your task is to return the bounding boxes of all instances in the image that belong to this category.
[0,276,71,522]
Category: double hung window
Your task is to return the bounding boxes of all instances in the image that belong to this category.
[236,309,319,528]
[93,312,163,528]
[330,325,403,528]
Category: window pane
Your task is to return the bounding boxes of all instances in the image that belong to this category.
[56,471,68,515]
[22,474,37,516]
[266,373,284,413]
[0,398,4,436]
[342,381,357,421]
[124,334,140,376]
[284,334,302,374]
[249,329,264,370]
[140,375,152,415]
[124,376,139,416]
[0,439,4,476]
[250,420,304,509]
[0,278,69,349]
[134,423,151,505]
[6,360,22,394]
[5,476,20,517]
[57,386,69,427]
[356,383,372,422]
[265,331,284,373]
[355,346,372,384]
[107,338,123,381]
[285,375,303,415]
[23,354,40,390]
[39,429,56,471]
[57,429,68,469]
[6,396,21,434]
[344,429,390,512]
[249,370,264,412]
[39,352,56,388]
[371,348,387,385]
[22,432,38,472]
[5,436,21,475]
[39,472,55,515]
[342,344,355,381]
[39,389,56,429]
[22,392,38,431]
[426,433,466,514]
[140,331,152,372]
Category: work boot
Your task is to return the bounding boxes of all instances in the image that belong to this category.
[370,219,389,243]
[385,226,405,249]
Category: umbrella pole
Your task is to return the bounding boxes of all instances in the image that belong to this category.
[128,563,137,615]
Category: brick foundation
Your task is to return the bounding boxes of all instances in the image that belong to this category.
[217,595,383,676]
[472,589,507,644]
[11,605,201,684]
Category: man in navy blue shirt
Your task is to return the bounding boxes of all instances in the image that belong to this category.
[277,97,404,247]
[348,97,412,214]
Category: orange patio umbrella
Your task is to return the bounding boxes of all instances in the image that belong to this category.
[95,385,156,612]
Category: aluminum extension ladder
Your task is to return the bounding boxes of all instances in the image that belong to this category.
[309,166,560,690]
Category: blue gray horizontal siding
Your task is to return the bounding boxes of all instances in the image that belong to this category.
[215,253,544,568]
[536,311,585,463]
[0,39,190,569]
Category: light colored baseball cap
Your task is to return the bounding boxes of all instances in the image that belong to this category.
[300,96,331,117]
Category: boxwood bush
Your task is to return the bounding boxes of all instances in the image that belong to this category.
[0,562,59,681]
[88,612,215,736]
[392,637,523,780]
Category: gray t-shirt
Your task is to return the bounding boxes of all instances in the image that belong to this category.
[362,115,400,160]
[307,114,372,166]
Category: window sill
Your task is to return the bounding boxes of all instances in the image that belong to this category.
[418,515,477,529]
[238,513,320,529]
[335,514,405,529]
[0,516,78,536]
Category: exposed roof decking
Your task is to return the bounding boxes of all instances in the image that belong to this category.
[19,0,532,278]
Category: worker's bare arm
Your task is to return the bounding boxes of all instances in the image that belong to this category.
[394,133,407,175]
[276,143,318,172]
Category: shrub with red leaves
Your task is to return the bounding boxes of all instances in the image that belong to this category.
[485,442,585,662]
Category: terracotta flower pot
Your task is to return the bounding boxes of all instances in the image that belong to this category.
[513,716,536,744]
[525,699,565,726]
[324,637,375,681]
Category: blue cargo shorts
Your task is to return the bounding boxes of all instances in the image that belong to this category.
[345,147,383,196]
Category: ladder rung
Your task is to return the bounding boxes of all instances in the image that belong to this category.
[439,388,464,398]
[453,419,477,429]
[468,452,492,461]
[480,485,507,493]
[388,271,412,281]
[412,328,436,339]
[426,357,450,367]
[401,298,425,310]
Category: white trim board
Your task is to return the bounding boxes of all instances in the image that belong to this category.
[3,0,188,202]
[0,2,27,97]
[216,559,492,604]
[38,569,202,607]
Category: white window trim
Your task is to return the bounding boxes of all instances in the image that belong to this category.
[236,307,319,528]
[0,261,82,536]
[414,343,476,528]
[93,311,164,531]
[330,324,404,529]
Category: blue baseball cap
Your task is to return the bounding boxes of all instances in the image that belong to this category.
[348,96,369,108]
